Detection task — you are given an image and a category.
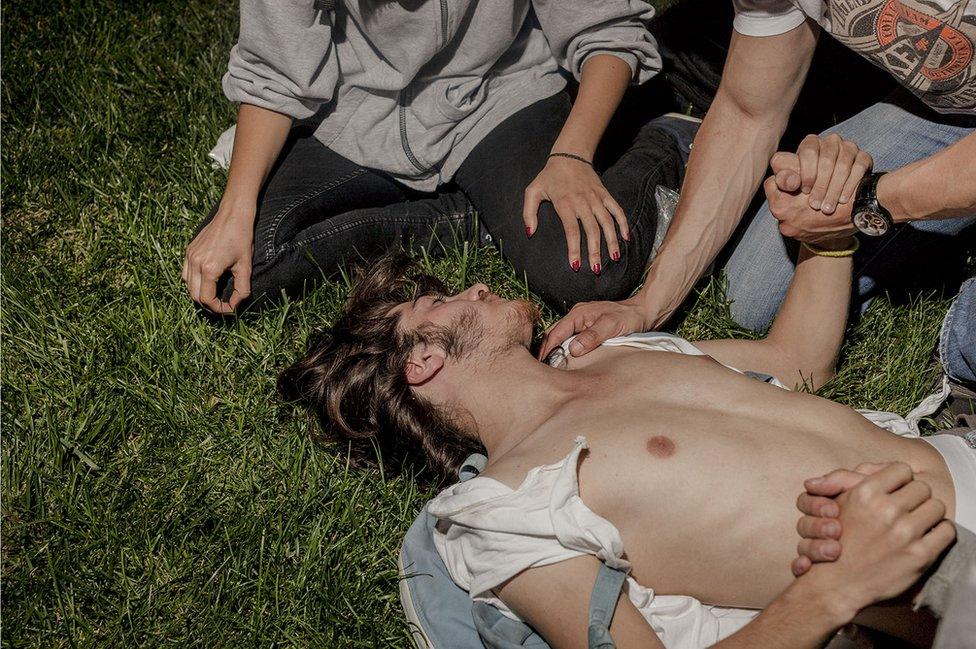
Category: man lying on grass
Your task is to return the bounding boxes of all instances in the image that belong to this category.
[279,245,974,648]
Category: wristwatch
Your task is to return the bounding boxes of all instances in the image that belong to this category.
[851,172,894,237]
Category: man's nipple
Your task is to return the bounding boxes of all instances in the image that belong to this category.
[646,435,676,459]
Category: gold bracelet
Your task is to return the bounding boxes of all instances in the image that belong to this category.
[802,237,860,258]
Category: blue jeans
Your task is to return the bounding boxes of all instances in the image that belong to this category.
[724,96,975,381]
[940,277,976,385]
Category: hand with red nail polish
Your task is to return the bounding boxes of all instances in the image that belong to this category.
[522,156,629,273]
[592,263,601,276]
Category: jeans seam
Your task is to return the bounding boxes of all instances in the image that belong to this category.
[263,168,370,262]
[938,277,973,377]
[269,209,473,264]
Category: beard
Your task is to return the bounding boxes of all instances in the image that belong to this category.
[490,298,539,356]
[436,298,540,361]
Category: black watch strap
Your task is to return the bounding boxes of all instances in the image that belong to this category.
[852,172,893,237]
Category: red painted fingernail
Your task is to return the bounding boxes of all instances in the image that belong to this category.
[612,251,620,261]
[623,232,631,242]
[593,263,601,276]
[571,260,580,272]
[525,226,533,238]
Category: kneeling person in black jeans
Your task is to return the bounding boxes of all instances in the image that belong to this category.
[185,1,693,314]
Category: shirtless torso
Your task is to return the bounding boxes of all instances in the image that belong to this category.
[480,344,955,609]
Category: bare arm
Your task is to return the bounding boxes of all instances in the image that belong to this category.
[183,103,292,313]
[221,103,294,213]
[498,557,664,649]
[696,238,852,390]
[635,24,818,327]
[879,132,976,223]
[539,24,819,360]
[498,556,850,649]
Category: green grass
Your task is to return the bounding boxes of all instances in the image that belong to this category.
[0,2,966,647]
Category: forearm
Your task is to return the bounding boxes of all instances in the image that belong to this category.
[712,578,854,649]
[765,243,853,385]
[877,132,976,223]
[634,91,786,325]
[633,25,817,327]
[551,54,632,159]
[220,103,293,213]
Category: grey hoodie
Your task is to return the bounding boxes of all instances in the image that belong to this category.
[210,0,660,191]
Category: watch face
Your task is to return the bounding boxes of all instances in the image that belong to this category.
[853,210,890,237]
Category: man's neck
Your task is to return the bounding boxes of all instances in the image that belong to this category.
[453,348,584,461]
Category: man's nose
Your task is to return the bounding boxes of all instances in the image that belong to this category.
[456,283,490,301]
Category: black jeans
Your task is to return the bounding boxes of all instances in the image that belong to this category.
[198,91,686,313]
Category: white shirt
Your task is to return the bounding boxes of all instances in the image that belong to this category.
[429,332,930,649]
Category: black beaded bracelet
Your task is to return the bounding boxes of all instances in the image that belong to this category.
[548,152,593,166]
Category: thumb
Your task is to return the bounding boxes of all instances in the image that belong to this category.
[804,469,866,497]
[770,152,801,192]
[568,316,618,357]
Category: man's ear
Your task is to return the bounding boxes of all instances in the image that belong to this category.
[404,345,446,386]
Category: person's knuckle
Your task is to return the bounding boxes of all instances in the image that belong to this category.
[879,501,901,523]
[814,518,835,537]
[201,261,222,276]
[851,483,874,504]
[917,480,932,500]
[892,520,916,544]
[905,541,931,566]
[892,461,913,480]
[578,330,599,346]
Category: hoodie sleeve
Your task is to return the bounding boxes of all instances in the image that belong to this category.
[531,0,661,84]
[222,0,340,120]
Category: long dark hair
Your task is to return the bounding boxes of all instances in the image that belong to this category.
[278,252,484,481]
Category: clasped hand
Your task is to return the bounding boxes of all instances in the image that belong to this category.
[765,133,873,244]
[790,462,955,613]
